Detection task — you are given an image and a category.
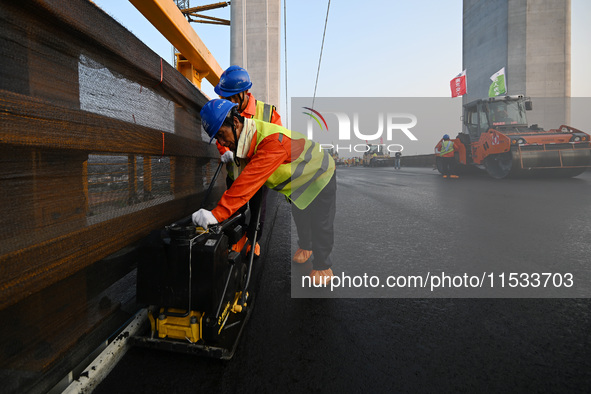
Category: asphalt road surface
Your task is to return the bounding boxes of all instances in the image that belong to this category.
[95,167,591,393]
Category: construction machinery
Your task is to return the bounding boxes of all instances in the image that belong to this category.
[435,95,591,178]
[132,165,263,360]
[363,144,394,167]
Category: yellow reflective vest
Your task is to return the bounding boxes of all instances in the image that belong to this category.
[254,120,335,210]
[439,140,454,157]
[254,100,274,123]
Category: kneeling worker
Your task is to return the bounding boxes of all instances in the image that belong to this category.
[192,99,337,285]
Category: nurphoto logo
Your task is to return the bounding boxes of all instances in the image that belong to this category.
[303,108,418,154]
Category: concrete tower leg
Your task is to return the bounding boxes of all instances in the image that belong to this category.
[463,0,571,125]
[230,0,281,112]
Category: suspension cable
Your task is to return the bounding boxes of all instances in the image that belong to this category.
[312,0,331,109]
[283,0,289,128]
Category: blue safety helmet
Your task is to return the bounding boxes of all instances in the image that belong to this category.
[200,99,238,143]
[214,65,253,97]
[443,134,450,140]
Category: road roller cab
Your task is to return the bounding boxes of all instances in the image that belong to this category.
[436,95,591,178]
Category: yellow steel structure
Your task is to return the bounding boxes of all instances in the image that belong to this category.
[129,0,223,89]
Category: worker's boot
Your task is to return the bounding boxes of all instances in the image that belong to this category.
[246,242,261,256]
[232,234,261,257]
[309,268,334,286]
[293,248,312,264]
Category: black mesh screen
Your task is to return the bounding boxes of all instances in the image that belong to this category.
[0,1,224,392]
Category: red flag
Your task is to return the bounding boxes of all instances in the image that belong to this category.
[450,70,467,98]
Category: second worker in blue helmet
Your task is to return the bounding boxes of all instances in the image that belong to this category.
[194,98,337,286]
[213,66,283,256]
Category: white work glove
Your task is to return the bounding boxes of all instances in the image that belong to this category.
[192,209,218,228]
[220,151,234,163]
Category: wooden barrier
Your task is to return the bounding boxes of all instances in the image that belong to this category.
[0,0,222,310]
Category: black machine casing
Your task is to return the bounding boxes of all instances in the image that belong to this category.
[136,220,244,315]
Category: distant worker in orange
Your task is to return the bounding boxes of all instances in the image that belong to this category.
[214,66,282,254]
[435,134,459,178]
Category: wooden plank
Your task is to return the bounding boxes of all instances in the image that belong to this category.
[143,156,152,196]
[0,89,216,158]
[0,189,225,310]
[127,155,138,204]
[30,0,209,109]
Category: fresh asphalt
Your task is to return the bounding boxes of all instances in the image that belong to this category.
[95,166,591,393]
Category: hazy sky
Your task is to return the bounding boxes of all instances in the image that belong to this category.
[91,0,590,98]
[91,0,590,149]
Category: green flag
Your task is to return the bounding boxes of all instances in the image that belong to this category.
[488,67,506,97]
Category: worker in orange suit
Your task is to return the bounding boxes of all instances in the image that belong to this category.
[193,99,336,286]
[435,134,459,178]
[214,66,282,174]
[214,66,282,255]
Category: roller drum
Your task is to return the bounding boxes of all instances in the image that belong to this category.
[485,146,590,179]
